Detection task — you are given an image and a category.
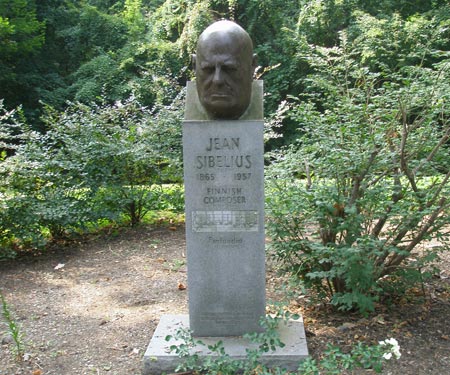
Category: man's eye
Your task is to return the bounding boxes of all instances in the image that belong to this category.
[202,66,214,73]
[223,65,237,72]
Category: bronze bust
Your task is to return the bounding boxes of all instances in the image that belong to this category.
[192,20,257,120]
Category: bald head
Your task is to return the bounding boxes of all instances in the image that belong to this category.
[193,20,256,120]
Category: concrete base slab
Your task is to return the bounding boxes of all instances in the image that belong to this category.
[142,314,309,375]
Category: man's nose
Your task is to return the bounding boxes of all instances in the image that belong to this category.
[212,66,224,84]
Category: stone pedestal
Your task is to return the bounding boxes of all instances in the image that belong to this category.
[142,314,309,375]
[183,120,265,336]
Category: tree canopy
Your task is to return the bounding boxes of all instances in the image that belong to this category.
[0,0,448,130]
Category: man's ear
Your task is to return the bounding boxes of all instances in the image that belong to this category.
[251,53,257,76]
[252,53,257,69]
[192,54,197,70]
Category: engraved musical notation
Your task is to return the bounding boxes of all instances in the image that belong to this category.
[192,210,259,232]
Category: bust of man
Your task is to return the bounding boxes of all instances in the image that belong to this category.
[192,20,257,120]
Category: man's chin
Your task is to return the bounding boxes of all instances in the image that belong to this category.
[204,101,234,113]
[204,104,240,119]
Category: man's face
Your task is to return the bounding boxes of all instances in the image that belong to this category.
[195,30,255,120]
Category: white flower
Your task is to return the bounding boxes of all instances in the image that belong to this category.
[379,338,401,360]
[383,352,393,360]
[392,347,401,359]
[387,338,399,346]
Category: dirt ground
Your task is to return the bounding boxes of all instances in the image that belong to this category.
[0,225,449,375]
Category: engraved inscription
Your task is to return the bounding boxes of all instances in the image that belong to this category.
[199,312,254,326]
[206,137,240,151]
[197,173,215,181]
[196,135,252,170]
[207,187,242,195]
[233,172,251,181]
[195,155,251,169]
[203,186,246,205]
[208,236,243,245]
[192,210,258,232]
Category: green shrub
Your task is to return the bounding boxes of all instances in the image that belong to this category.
[0,95,183,255]
[266,19,450,313]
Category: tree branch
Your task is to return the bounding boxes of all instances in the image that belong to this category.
[413,126,450,176]
[385,196,447,271]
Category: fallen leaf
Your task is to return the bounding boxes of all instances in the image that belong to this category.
[178,282,187,290]
[372,314,386,325]
[32,370,42,375]
[337,322,356,332]
[169,226,177,231]
[441,335,449,340]
[54,263,65,270]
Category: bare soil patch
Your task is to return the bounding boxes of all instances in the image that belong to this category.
[0,225,449,374]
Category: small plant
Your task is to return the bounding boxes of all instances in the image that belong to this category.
[298,338,401,374]
[0,292,25,359]
[169,259,186,272]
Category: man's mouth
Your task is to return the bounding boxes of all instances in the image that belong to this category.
[210,93,232,100]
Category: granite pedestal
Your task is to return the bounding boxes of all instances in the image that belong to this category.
[142,314,309,375]
[183,120,266,336]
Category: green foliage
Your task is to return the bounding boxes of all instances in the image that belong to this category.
[0,0,45,120]
[70,54,128,104]
[298,338,401,375]
[61,4,133,105]
[0,292,25,359]
[58,3,129,63]
[0,95,183,254]
[145,0,212,70]
[262,1,450,144]
[0,0,45,57]
[122,0,145,37]
[356,0,448,18]
[266,17,450,313]
[0,0,132,125]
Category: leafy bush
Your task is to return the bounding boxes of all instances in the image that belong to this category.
[0,95,183,255]
[266,16,450,313]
